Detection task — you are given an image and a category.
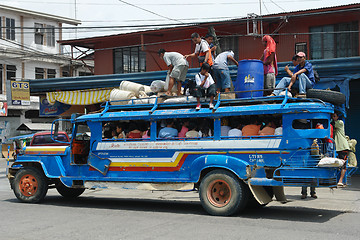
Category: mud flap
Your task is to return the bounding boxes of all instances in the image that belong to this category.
[272,186,287,203]
[88,153,111,176]
[248,184,273,205]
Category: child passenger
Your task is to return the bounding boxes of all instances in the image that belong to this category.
[193,63,216,110]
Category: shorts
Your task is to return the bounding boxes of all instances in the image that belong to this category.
[170,65,188,82]
[213,68,231,89]
[337,150,349,169]
[192,84,216,98]
[264,73,275,89]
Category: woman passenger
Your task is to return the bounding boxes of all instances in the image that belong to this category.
[127,122,143,139]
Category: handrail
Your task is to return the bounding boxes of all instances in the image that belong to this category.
[149,96,158,114]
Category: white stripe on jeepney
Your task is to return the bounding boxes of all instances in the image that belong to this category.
[96,139,281,151]
[109,152,180,163]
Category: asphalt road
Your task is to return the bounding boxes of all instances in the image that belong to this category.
[1,159,359,240]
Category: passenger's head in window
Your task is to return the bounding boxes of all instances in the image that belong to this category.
[115,124,125,139]
[165,119,175,128]
[315,123,324,129]
[293,119,310,129]
[103,129,112,139]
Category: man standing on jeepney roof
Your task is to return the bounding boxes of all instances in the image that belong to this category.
[185,32,214,68]
[271,52,315,97]
[158,49,189,96]
[213,50,238,93]
[260,35,278,95]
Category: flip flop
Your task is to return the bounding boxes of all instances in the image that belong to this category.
[337,182,344,187]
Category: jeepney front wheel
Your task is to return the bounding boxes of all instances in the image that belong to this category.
[56,182,85,199]
[12,167,48,203]
[199,169,248,216]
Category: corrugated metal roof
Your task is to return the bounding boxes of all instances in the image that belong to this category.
[29,57,360,94]
[59,3,360,47]
[16,123,52,131]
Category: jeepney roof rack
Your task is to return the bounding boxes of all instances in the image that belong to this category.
[99,88,328,115]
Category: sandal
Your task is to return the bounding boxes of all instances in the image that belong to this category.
[337,182,344,187]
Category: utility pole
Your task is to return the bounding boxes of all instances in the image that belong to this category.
[74,0,78,38]
[259,0,263,36]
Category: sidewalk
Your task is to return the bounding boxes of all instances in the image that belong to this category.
[1,158,359,212]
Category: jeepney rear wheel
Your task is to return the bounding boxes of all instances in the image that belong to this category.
[56,182,85,199]
[12,167,48,203]
[199,169,248,216]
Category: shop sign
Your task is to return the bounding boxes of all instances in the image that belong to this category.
[11,81,30,106]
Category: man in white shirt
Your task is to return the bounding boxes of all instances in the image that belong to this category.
[184,32,213,68]
[193,63,216,110]
[213,50,238,93]
[158,49,189,96]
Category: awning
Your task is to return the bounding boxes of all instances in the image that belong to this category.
[17,123,52,131]
[46,88,112,105]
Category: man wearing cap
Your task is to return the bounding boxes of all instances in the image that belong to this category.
[271,52,315,97]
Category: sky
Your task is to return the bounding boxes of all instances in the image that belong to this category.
[1,0,359,40]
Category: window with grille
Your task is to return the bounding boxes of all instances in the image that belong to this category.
[218,36,239,63]
[35,23,45,45]
[6,65,16,81]
[35,68,45,79]
[47,69,56,78]
[46,25,55,47]
[114,47,146,74]
[6,18,15,40]
[310,22,359,59]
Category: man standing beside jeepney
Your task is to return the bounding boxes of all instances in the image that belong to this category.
[158,49,189,96]
[185,32,214,68]
[271,52,315,97]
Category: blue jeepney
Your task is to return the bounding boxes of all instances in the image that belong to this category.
[7,94,357,216]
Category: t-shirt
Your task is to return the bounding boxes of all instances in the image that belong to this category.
[213,51,234,70]
[294,61,315,85]
[158,127,178,139]
[274,127,282,135]
[194,39,210,54]
[242,124,261,136]
[163,52,188,67]
[195,73,215,89]
[185,130,199,138]
[259,126,275,136]
[221,126,231,136]
[228,128,242,137]
[178,126,188,138]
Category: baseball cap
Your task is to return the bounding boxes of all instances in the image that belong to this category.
[296,52,306,58]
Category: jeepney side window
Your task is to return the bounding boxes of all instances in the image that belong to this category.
[292,119,328,129]
[102,120,150,140]
[157,118,214,140]
[220,114,283,138]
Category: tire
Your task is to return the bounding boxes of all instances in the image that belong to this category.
[12,167,48,203]
[56,182,85,199]
[306,89,345,105]
[199,170,248,216]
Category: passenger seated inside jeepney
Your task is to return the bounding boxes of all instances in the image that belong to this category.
[274,119,283,135]
[228,118,242,137]
[259,120,276,136]
[199,118,213,137]
[221,118,231,136]
[126,122,143,139]
[115,123,126,139]
[186,121,200,138]
[158,119,178,139]
[242,116,261,136]
[178,119,190,138]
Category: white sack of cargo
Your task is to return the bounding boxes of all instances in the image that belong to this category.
[110,89,136,105]
[119,81,145,97]
[317,157,344,167]
[144,85,152,94]
[150,80,166,93]
[128,97,149,105]
[163,96,197,103]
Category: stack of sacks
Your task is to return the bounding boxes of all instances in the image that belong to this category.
[110,81,153,105]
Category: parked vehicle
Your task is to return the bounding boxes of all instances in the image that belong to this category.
[30,131,70,146]
[7,93,357,216]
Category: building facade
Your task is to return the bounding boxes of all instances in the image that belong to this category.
[0,4,80,143]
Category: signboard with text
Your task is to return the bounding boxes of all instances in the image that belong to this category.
[11,81,30,106]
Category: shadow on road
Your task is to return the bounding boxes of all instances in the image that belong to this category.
[5,195,345,222]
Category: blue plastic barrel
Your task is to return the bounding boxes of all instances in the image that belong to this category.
[235,60,264,98]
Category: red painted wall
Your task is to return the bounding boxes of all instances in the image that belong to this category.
[90,8,360,75]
